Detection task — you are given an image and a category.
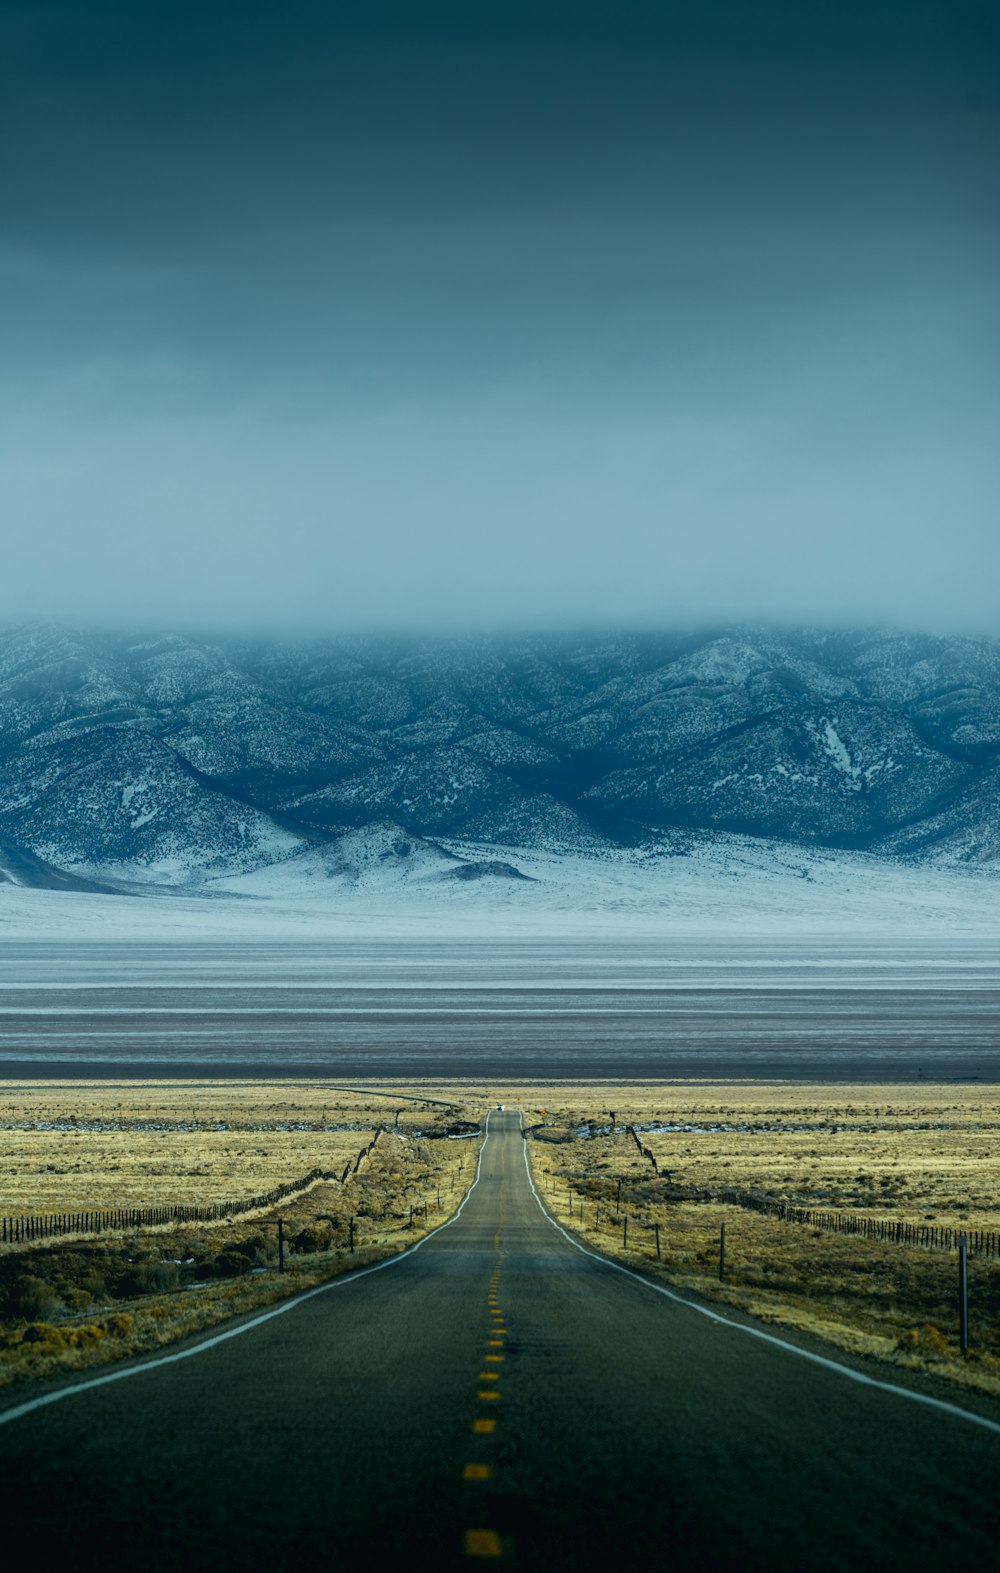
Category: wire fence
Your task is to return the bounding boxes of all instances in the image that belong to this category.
[1,1128,386,1248]
[622,1125,1000,1259]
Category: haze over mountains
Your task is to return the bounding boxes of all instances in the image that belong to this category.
[1,622,998,895]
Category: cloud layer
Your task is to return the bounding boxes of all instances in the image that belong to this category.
[2,3,997,632]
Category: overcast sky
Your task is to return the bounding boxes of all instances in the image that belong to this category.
[2,2,998,635]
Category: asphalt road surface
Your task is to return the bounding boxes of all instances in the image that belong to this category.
[2,1112,998,1572]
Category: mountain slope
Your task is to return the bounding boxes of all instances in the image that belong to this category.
[0,839,119,893]
[1,622,998,882]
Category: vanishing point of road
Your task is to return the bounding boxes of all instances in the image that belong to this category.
[2,1110,997,1571]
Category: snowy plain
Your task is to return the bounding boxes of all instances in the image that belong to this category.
[1,833,997,940]
[1,837,997,1079]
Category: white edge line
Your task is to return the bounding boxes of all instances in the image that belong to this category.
[518,1114,1000,1438]
[0,1112,495,1428]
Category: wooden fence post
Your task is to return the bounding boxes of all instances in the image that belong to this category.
[959,1234,969,1357]
[719,1220,726,1283]
[655,1221,661,1259]
[278,1218,285,1273]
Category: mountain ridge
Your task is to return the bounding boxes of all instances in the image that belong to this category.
[1,621,998,885]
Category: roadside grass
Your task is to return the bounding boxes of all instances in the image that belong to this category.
[522,1082,1000,1399]
[0,1091,480,1393]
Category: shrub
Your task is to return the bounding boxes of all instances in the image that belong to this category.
[115,1261,179,1298]
[21,1322,85,1350]
[4,1274,62,1322]
[63,1287,96,1312]
[21,1322,60,1345]
[212,1250,251,1278]
[291,1224,333,1254]
[210,1238,269,1277]
[898,1324,951,1359]
[71,1323,105,1347]
[20,1321,106,1350]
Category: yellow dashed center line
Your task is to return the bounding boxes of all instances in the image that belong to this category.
[465,1529,502,1558]
[463,1463,492,1481]
[461,1172,513,1563]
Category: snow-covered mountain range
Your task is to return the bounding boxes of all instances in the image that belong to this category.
[1,622,999,891]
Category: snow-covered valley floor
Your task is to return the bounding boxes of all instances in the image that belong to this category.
[1,833,997,939]
[0,839,997,1079]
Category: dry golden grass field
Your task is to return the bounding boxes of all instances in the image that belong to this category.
[517,1082,1000,1229]
[513,1081,1000,1397]
[0,1080,479,1216]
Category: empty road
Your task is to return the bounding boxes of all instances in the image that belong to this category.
[1,1110,997,1571]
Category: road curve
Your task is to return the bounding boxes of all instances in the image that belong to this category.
[1,1110,997,1571]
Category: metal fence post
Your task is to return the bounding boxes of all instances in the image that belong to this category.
[719,1220,726,1283]
[277,1217,285,1274]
